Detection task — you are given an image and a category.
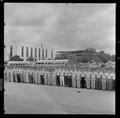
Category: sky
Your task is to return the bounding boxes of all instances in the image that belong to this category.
[4,3,115,56]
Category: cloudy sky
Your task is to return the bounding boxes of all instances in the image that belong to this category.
[4,3,115,55]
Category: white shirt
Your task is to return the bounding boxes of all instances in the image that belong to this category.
[91,73,95,78]
[102,73,106,79]
[86,72,90,78]
[107,73,112,79]
[81,72,85,77]
[112,73,115,80]
[97,73,101,78]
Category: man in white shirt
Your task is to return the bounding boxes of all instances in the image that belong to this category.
[4,67,8,82]
[106,71,112,91]
[102,71,107,90]
[47,71,50,86]
[53,70,56,86]
[7,67,10,82]
[96,71,102,90]
[20,68,23,83]
[112,72,115,90]
[81,70,86,88]
[34,68,38,84]
[76,70,81,88]
[17,71,21,83]
[85,70,91,89]
[50,72,53,86]
[60,69,65,87]
[25,67,29,83]
[37,69,41,85]
[43,71,47,85]
[64,69,67,87]
[91,71,96,89]
[68,70,72,87]
[14,68,17,82]
[72,69,77,88]
[56,69,61,86]
[41,69,45,85]
[23,67,26,83]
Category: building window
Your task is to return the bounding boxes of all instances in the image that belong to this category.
[21,46,24,57]
[26,47,28,57]
[42,49,44,59]
[35,48,37,57]
[51,49,53,59]
[46,49,47,58]
[39,48,40,58]
[10,45,13,57]
[31,47,33,57]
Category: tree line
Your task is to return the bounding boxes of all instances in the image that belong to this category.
[55,48,115,64]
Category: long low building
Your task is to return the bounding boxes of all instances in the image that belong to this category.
[6,59,68,67]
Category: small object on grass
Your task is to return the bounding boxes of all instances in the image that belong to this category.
[78,90,80,93]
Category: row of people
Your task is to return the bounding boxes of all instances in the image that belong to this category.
[4,67,115,91]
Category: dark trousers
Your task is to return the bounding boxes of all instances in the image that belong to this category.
[107,79,113,91]
[113,80,115,90]
[81,77,86,88]
[96,78,102,90]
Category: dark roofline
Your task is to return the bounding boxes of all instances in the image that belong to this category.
[57,50,85,53]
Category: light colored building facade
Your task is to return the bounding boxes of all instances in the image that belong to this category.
[7,42,55,61]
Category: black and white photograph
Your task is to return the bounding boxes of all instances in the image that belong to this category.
[4,3,115,114]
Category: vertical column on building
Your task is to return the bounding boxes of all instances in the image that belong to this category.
[26,46,28,60]
[21,46,24,60]
[9,45,13,60]
[42,48,44,60]
[38,48,40,60]
[35,48,37,61]
[51,49,53,60]
[31,47,33,58]
[46,49,47,60]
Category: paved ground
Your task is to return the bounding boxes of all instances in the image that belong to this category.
[4,82,115,114]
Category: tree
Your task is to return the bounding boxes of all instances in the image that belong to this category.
[55,53,68,60]
[26,57,34,61]
[10,55,23,61]
[111,55,115,62]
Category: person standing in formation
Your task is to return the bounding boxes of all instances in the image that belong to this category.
[13,67,16,82]
[76,69,81,88]
[19,67,22,83]
[50,71,53,86]
[22,67,25,83]
[23,67,26,83]
[47,71,50,86]
[52,69,56,86]
[4,67,8,82]
[81,70,86,88]
[8,67,11,82]
[34,67,37,84]
[102,70,107,90]
[112,72,115,90]
[107,71,112,91]
[72,69,76,88]
[95,71,102,90]
[68,69,72,87]
[91,70,96,89]
[60,68,65,87]
[85,70,91,89]
[98,71,103,90]
[26,67,29,83]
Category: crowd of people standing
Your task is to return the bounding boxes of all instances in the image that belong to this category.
[4,63,115,91]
